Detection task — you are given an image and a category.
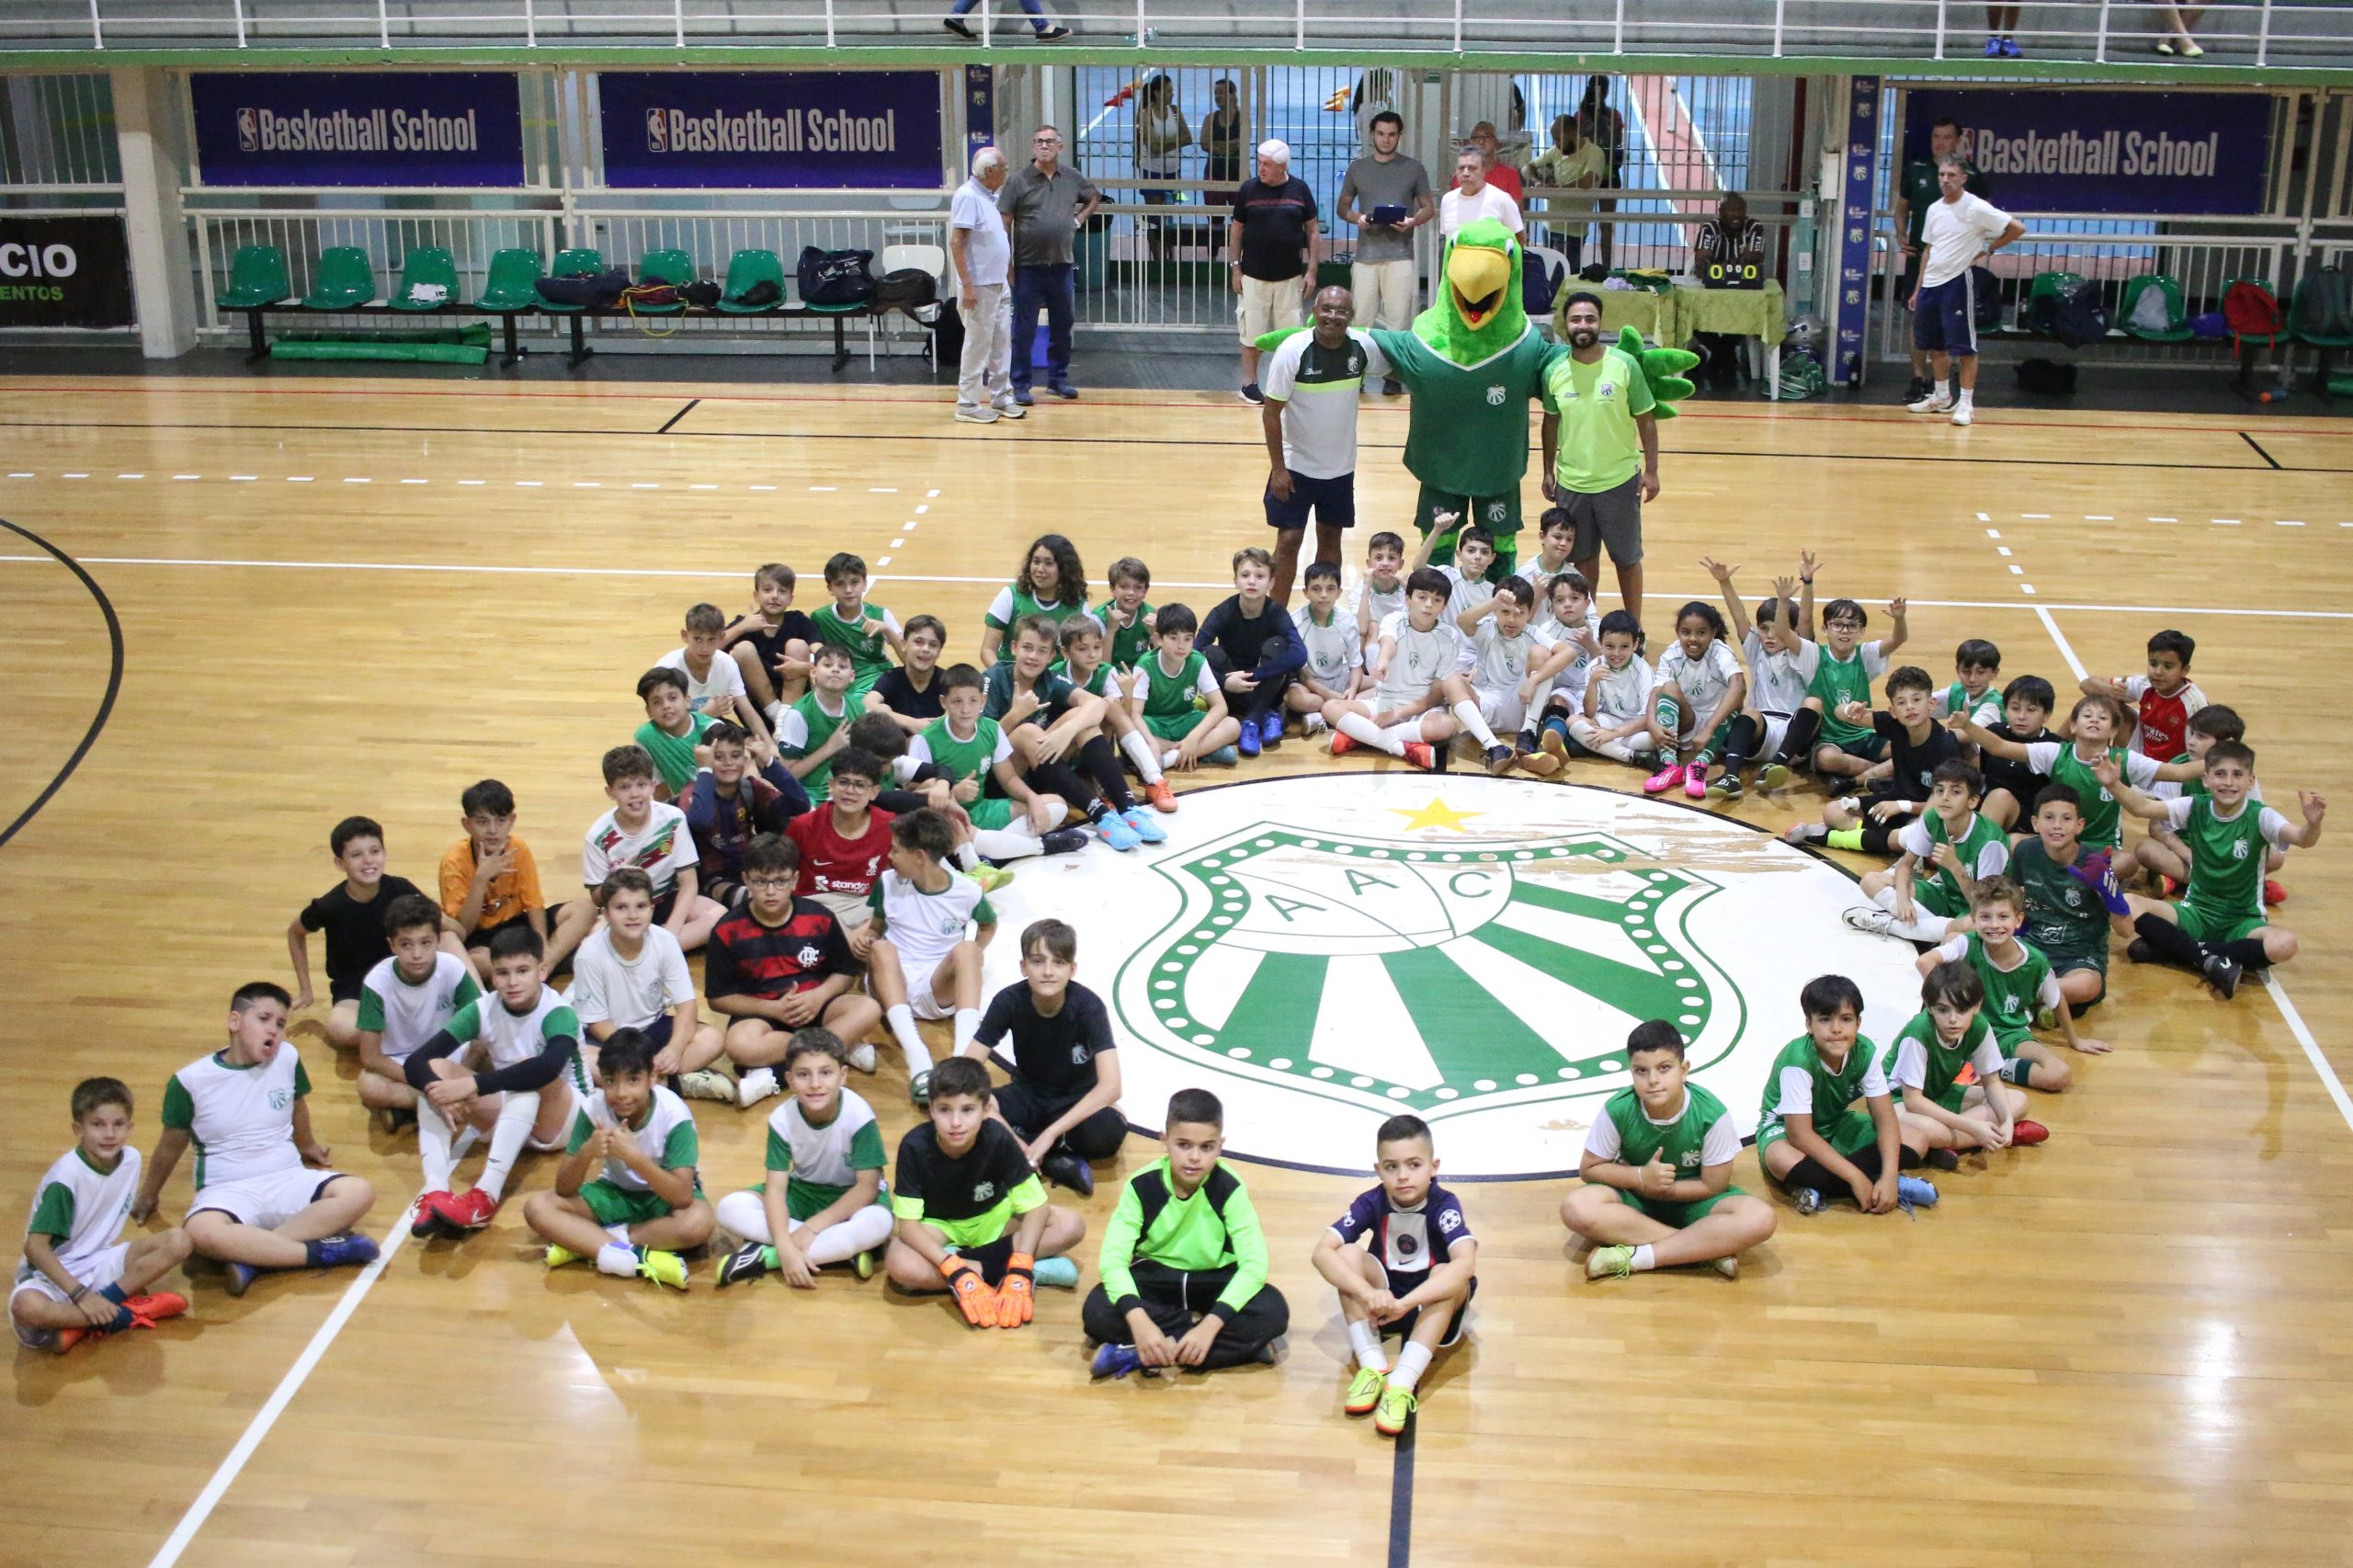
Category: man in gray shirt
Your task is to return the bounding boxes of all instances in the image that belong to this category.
[1336,111,1434,396]
[998,125,1101,404]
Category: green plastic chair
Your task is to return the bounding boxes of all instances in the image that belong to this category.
[715,247,785,314]
[389,246,460,312]
[473,248,545,312]
[631,247,697,315]
[2291,272,2353,398]
[536,247,606,314]
[2020,270,2085,334]
[216,244,291,309]
[2118,274,2193,343]
[300,246,376,310]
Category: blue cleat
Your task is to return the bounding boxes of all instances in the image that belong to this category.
[1236,720,1262,758]
[1120,807,1166,844]
[1896,1176,1939,1211]
[1096,812,1142,851]
[314,1232,381,1271]
[1205,744,1240,767]
[1093,1342,1143,1380]
[1258,711,1285,749]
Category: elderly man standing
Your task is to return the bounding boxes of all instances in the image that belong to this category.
[1438,144,1524,244]
[1261,285,1388,608]
[1229,138,1319,405]
[999,125,1100,406]
[949,147,1020,425]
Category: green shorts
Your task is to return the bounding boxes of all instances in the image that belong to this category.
[1821,728,1885,759]
[580,1177,676,1229]
[2171,899,2264,947]
[2048,951,2108,1007]
[1416,483,1522,568]
[967,796,1015,832]
[1756,1107,1876,1160]
[1915,881,1968,920]
[1144,710,1205,744]
[1599,1184,1748,1226]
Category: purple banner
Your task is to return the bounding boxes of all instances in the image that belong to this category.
[598,72,945,190]
[191,73,524,187]
[1904,88,2271,215]
[1830,76,1879,387]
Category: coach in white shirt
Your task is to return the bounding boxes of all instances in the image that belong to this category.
[1906,154,2024,427]
[950,147,1022,425]
[1438,146,1525,244]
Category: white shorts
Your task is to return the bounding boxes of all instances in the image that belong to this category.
[1237,273,1307,346]
[10,1243,131,1344]
[1475,686,1529,734]
[1757,712,1791,757]
[871,956,958,1021]
[190,1166,344,1229]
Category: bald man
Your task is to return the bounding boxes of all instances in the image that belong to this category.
[950,146,1018,424]
[1261,286,1390,607]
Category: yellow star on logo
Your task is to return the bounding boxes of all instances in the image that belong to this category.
[1391,796,1483,833]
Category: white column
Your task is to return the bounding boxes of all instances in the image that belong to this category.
[110,68,199,358]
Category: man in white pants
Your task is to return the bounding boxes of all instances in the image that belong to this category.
[950,147,1022,425]
[1337,111,1434,395]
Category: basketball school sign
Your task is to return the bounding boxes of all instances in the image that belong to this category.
[1903,87,2272,216]
[985,777,1924,1177]
[597,72,946,190]
[190,74,526,187]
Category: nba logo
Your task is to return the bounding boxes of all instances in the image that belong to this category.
[645,108,669,153]
[236,108,258,153]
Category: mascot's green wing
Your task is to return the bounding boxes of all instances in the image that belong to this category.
[1254,324,1311,353]
[1621,324,1698,420]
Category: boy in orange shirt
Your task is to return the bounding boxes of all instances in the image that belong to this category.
[439,779,548,983]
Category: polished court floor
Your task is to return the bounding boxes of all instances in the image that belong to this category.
[2,371,2350,1567]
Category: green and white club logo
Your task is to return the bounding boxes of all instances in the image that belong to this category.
[983,775,1925,1177]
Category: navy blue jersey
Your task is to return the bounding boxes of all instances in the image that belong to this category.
[1330,1182,1474,1292]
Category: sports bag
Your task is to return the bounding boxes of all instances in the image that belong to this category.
[2294,265,2351,337]
[873,267,938,313]
[2222,279,2284,339]
[535,268,628,307]
[1970,265,2004,331]
[798,245,877,307]
[2045,278,2109,349]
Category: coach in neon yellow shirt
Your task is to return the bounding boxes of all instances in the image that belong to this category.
[1540,290,1660,616]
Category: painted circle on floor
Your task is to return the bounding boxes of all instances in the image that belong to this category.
[977,774,1926,1179]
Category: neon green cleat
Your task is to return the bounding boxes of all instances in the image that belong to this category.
[1345,1364,1387,1416]
[1374,1385,1417,1437]
[636,1248,688,1290]
[1586,1244,1636,1281]
[545,1244,581,1269]
[969,865,1014,894]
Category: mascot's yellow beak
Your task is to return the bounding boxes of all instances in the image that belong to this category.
[1448,244,1512,331]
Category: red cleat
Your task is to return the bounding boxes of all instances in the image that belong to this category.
[1328,732,1358,757]
[122,1290,189,1327]
[51,1327,87,1355]
[1402,742,1438,771]
[451,1188,500,1230]
[1145,778,1178,813]
[2011,1119,2050,1146]
[411,1190,460,1239]
[2264,879,2287,906]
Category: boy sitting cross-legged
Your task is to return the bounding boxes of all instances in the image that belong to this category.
[1060,616,1176,815]
[353,892,482,1130]
[913,665,1087,863]
[523,1028,713,1292]
[1783,665,1962,849]
[726,562,821,726]
[133,983,380,1298]
[882,1055,1086,1328]
[1885,961,2047,1165]
[1287,560,1363,739]
[1562,1021,1776,1282]
[1086,1088,1290,1380]
[1314,1113,1477,1438]
[1132,604,1245,772]
[440,778,548,983]
[706,833,881,1108]
[568,868,728,1103]
[682,721,809,909]
[2007,782,2120,1017]
[1324,568,1461,771]
[13,1078,192,1354]
[1918,875,2105,1089]
[713,1027,895,1289]
[657,600,771,741]
[854,808,998,1108]
[1753,974,1939,1218]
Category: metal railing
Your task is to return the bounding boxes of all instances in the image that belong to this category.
[6,0,2353,69]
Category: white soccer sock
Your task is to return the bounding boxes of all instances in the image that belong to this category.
[1388,1340,1434,1392]
[1348,1317,1385,1370]
[1873,886,1957,943]
[1304,710,1328,733]
[417,1107,458,1191]
[714,1189,771,1244]
[1160,746,1182,769]
[604,1221,633,1247]
[764,699,786,732]
[952,1007,981,1056]
[972,824,1042,861]
[954,841,982,871]
[1453,699,1500,748]
[475,1090,540,1203]
[798,1205,895,1266]
[1337,710,1407,756]
[596,1241,638,1278]
[887,1004,935,1075]
[1631,1244,1656,1272]
[1120,730,1165,784]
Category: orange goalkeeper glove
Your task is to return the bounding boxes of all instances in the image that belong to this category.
[939,1256,997,1328]
[994,1252,1036,1328]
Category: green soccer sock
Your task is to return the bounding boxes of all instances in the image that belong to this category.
[1826,828,1866,851]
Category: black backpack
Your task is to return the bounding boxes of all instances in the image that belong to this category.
[797,245,876,307]
[2296,265,2352,337]
[2042,279,2109,348]
[873,267,938,313]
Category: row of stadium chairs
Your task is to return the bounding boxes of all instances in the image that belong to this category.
[2006,268,2352,395]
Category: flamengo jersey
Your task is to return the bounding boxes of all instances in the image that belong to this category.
[444,987,587,1092]
[357,952,481,1063]
[1583,1084,1738,1174]
[17,1146,141,1287]
[163,1047,313,1189]
[870,869,995,973]
[567,1085,699,1194]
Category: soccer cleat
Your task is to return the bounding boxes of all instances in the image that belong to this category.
[1586,1244,1637,1281]
[1374,1385,1417,1437]
[50,1326,88,1354]
[1145,778,1179,812]
[1823,773,1857,799]
[1096,812,1143,852]
[716,1242,771,1288]
[1204,745,1241,767]
[1238,382,1264,405]
[1120,807,1166,844]
[1093,1342,1144,1381]
[1949,403,1973,426]
[1236,720,1262,759]
[1040,1150,1096,1198]
[1756,762,1793,791]
[969,863,1016,894]
[545,1244,582,1269]
[1784,823,1826,846]
[847,1041,880,1073]
[1328,732,1358,757]
[1907,391,1954,414]
[1259,711,1285,749]
[1345,1364,1388,1415]
[2125,937,2157,966]
[1684,770,1709,801]
[675,1068,736,1104]
[1896,1176,1939,1209]
[1483,744,1514,776]
[2011,1119,2051,1145]
[909,1070,934,1110]
[2202,953,2243,1000]
[1843,904,1899,937]
[1401,742,1438,771]
[411,1190,460,1240]
[737,1066,782,1107]
[1902,375,1930,404]
[1518,746,1562,778]
[224,1261,262,1298]
[315,1233,381,1270]
[2265,879,2288,906]
[1539,727,1572,765]
[1926,1148,1961,1172]
[1984,33,2004,54]
[122,1290,189,1328]
[1791,1187,1825,1216]
[1041,827,1091,855]
[1033,1255,1081,1290]
[1709,771,1744,799]
[952,404,1000,425]
[2001,35,2022,56]
[637,1248,688,1290]
[1643,762,1687,795]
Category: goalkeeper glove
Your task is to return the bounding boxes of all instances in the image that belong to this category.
[939,1256,997,1328]
[995,1252,1036,1328]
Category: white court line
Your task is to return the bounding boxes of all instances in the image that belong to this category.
[2033,604,2353,1141]
[146,1212,413,1568]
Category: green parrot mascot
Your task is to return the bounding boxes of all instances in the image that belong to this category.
[1261,217,1694,579]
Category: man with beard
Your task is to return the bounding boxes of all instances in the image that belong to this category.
[1539,291,1661,615]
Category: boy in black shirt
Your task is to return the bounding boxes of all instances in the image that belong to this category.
[882,1056,1085,1327]
[1785,667,1962,856]
[968,918,1125,1198]
[288,814,460,1051]
[725,562,823,731]
[1975,675,2056,830]
[1199,546,1308,756]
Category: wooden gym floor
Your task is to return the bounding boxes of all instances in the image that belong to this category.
[2,373,2351,1568]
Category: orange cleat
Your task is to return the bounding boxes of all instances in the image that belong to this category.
[123,1290,189,1327]
[1401,742,1438,770]
[1145,778,1179,813]
[1328,732,1358,757]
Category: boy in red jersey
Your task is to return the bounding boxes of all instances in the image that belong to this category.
[2085,629,2204,764]
[784,747,894,934]
[707,835,881,1108]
